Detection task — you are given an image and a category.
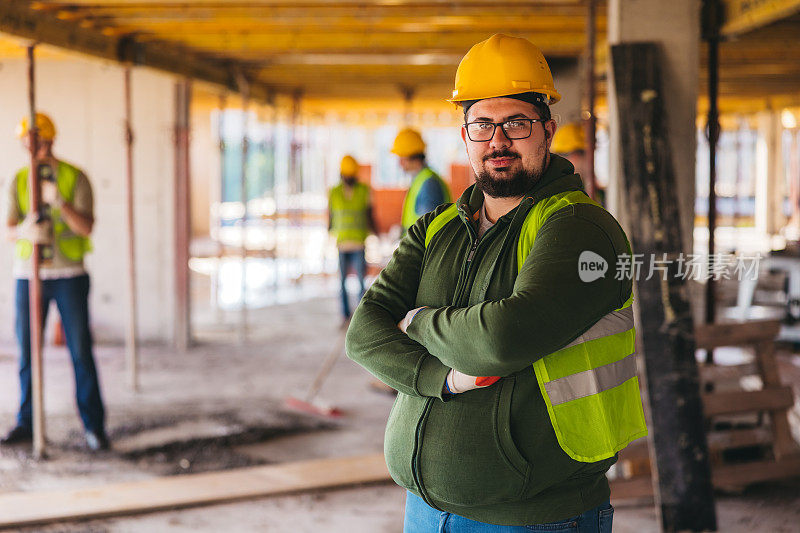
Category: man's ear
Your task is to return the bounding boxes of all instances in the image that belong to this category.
[544,119,557,148]
[460,125,467,145]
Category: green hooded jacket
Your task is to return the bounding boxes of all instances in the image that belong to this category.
[346,154,633,525]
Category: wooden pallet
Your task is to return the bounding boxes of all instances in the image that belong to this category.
[612,319,800,499]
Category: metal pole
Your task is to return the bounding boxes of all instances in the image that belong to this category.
[26,44,46,459]
[236,74,250,344]
[292,92,304,282]
[583,0,597,200]
[401,85,414,126]
[214,93,226,325]
[123,65,139,392]
[173,79,191,352]
[705,0,720,363]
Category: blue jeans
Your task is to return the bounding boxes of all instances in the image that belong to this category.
[15,275,106,435]
[403,492,613,533]
[338,249,366,318]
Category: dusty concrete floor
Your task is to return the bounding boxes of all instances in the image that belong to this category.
[0,293,799,532]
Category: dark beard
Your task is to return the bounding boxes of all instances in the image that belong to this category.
[474,148,547,198]
[343,177,357,186]
[475,166,543,198]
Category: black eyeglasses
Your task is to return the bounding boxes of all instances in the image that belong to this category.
[464,118,544,142]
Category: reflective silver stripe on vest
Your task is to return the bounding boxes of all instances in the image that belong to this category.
[563,306,634,350]
[544,351,638,406]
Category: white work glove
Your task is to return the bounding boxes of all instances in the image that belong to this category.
[41,181,63,208]
[445,370,501,394]
[398,307,426,333]
[19,215,53,245]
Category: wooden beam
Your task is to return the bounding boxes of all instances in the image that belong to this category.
[720,0,800,36]
[0,0,272,101]
[36,1,591,7]
[695,319,781,350]
[0,453,390,529]
[137,31,588,53]
[611,457,800,500]
[612,41,718,531]
[706,427,773,450]
[702,387,795,416]
[76,15,606,33]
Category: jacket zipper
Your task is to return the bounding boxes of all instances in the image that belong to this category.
[411,397,437,508]
[410,206,497,510]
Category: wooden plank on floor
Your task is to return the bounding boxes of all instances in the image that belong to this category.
[0,453,390,529]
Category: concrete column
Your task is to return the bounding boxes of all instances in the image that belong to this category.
[607,0,701,255]
[754,110,785,237]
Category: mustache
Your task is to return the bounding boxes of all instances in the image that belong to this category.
[483,150,520,162]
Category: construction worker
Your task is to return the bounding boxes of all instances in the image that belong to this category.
[2,113,108,451]
[328,155,377,322]
[550,122,605,204]
[550,122,586,173]
[347,34,646,532]
[391,128,451,231]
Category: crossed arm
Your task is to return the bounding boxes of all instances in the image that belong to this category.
[346,206,631,398]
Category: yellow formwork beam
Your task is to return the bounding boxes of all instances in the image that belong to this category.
[94,16,605,35]
[720,0,800,36]
[145,31,587,55]
[0,0,273,101]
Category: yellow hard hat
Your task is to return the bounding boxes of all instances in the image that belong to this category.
[340,155,359,176]
[551,122,585,154]
[449,34,561,105]
[391,128,426,157]
[16,112,56,141]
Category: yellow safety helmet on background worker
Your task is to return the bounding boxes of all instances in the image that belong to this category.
[551,122,586,154]
[340,155,359,177]
[16,112,57,141]
[391,128,426,158]
[448,33,560,105]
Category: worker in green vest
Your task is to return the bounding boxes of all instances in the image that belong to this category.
[391,128,451,231]
[328,155,377,322]
[347,34,646,532]
[2,113,108,451]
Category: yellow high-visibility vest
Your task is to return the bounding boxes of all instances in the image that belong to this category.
[15,161,92,262]
[401,168,451,230]
[425,191,647,462]
[329,182,371,245]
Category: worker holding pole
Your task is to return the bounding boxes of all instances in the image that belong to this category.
[347,34,646,531]
[2,113,108,452]
[328,155,377,323]
[391,128,451,232]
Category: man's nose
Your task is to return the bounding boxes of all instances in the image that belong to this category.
[488,125,512,150]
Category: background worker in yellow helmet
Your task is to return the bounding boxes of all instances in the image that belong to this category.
[328,155,377,322]
[2,112,108,451]
[550,122,585,171]
[348,34,645,532]
[391,128,451,231]
[550,122,605,205]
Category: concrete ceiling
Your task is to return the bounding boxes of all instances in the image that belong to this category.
[1,1,800,112]
[0,0,601,104]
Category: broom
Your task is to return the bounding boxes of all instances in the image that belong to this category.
[284,328,346,418]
